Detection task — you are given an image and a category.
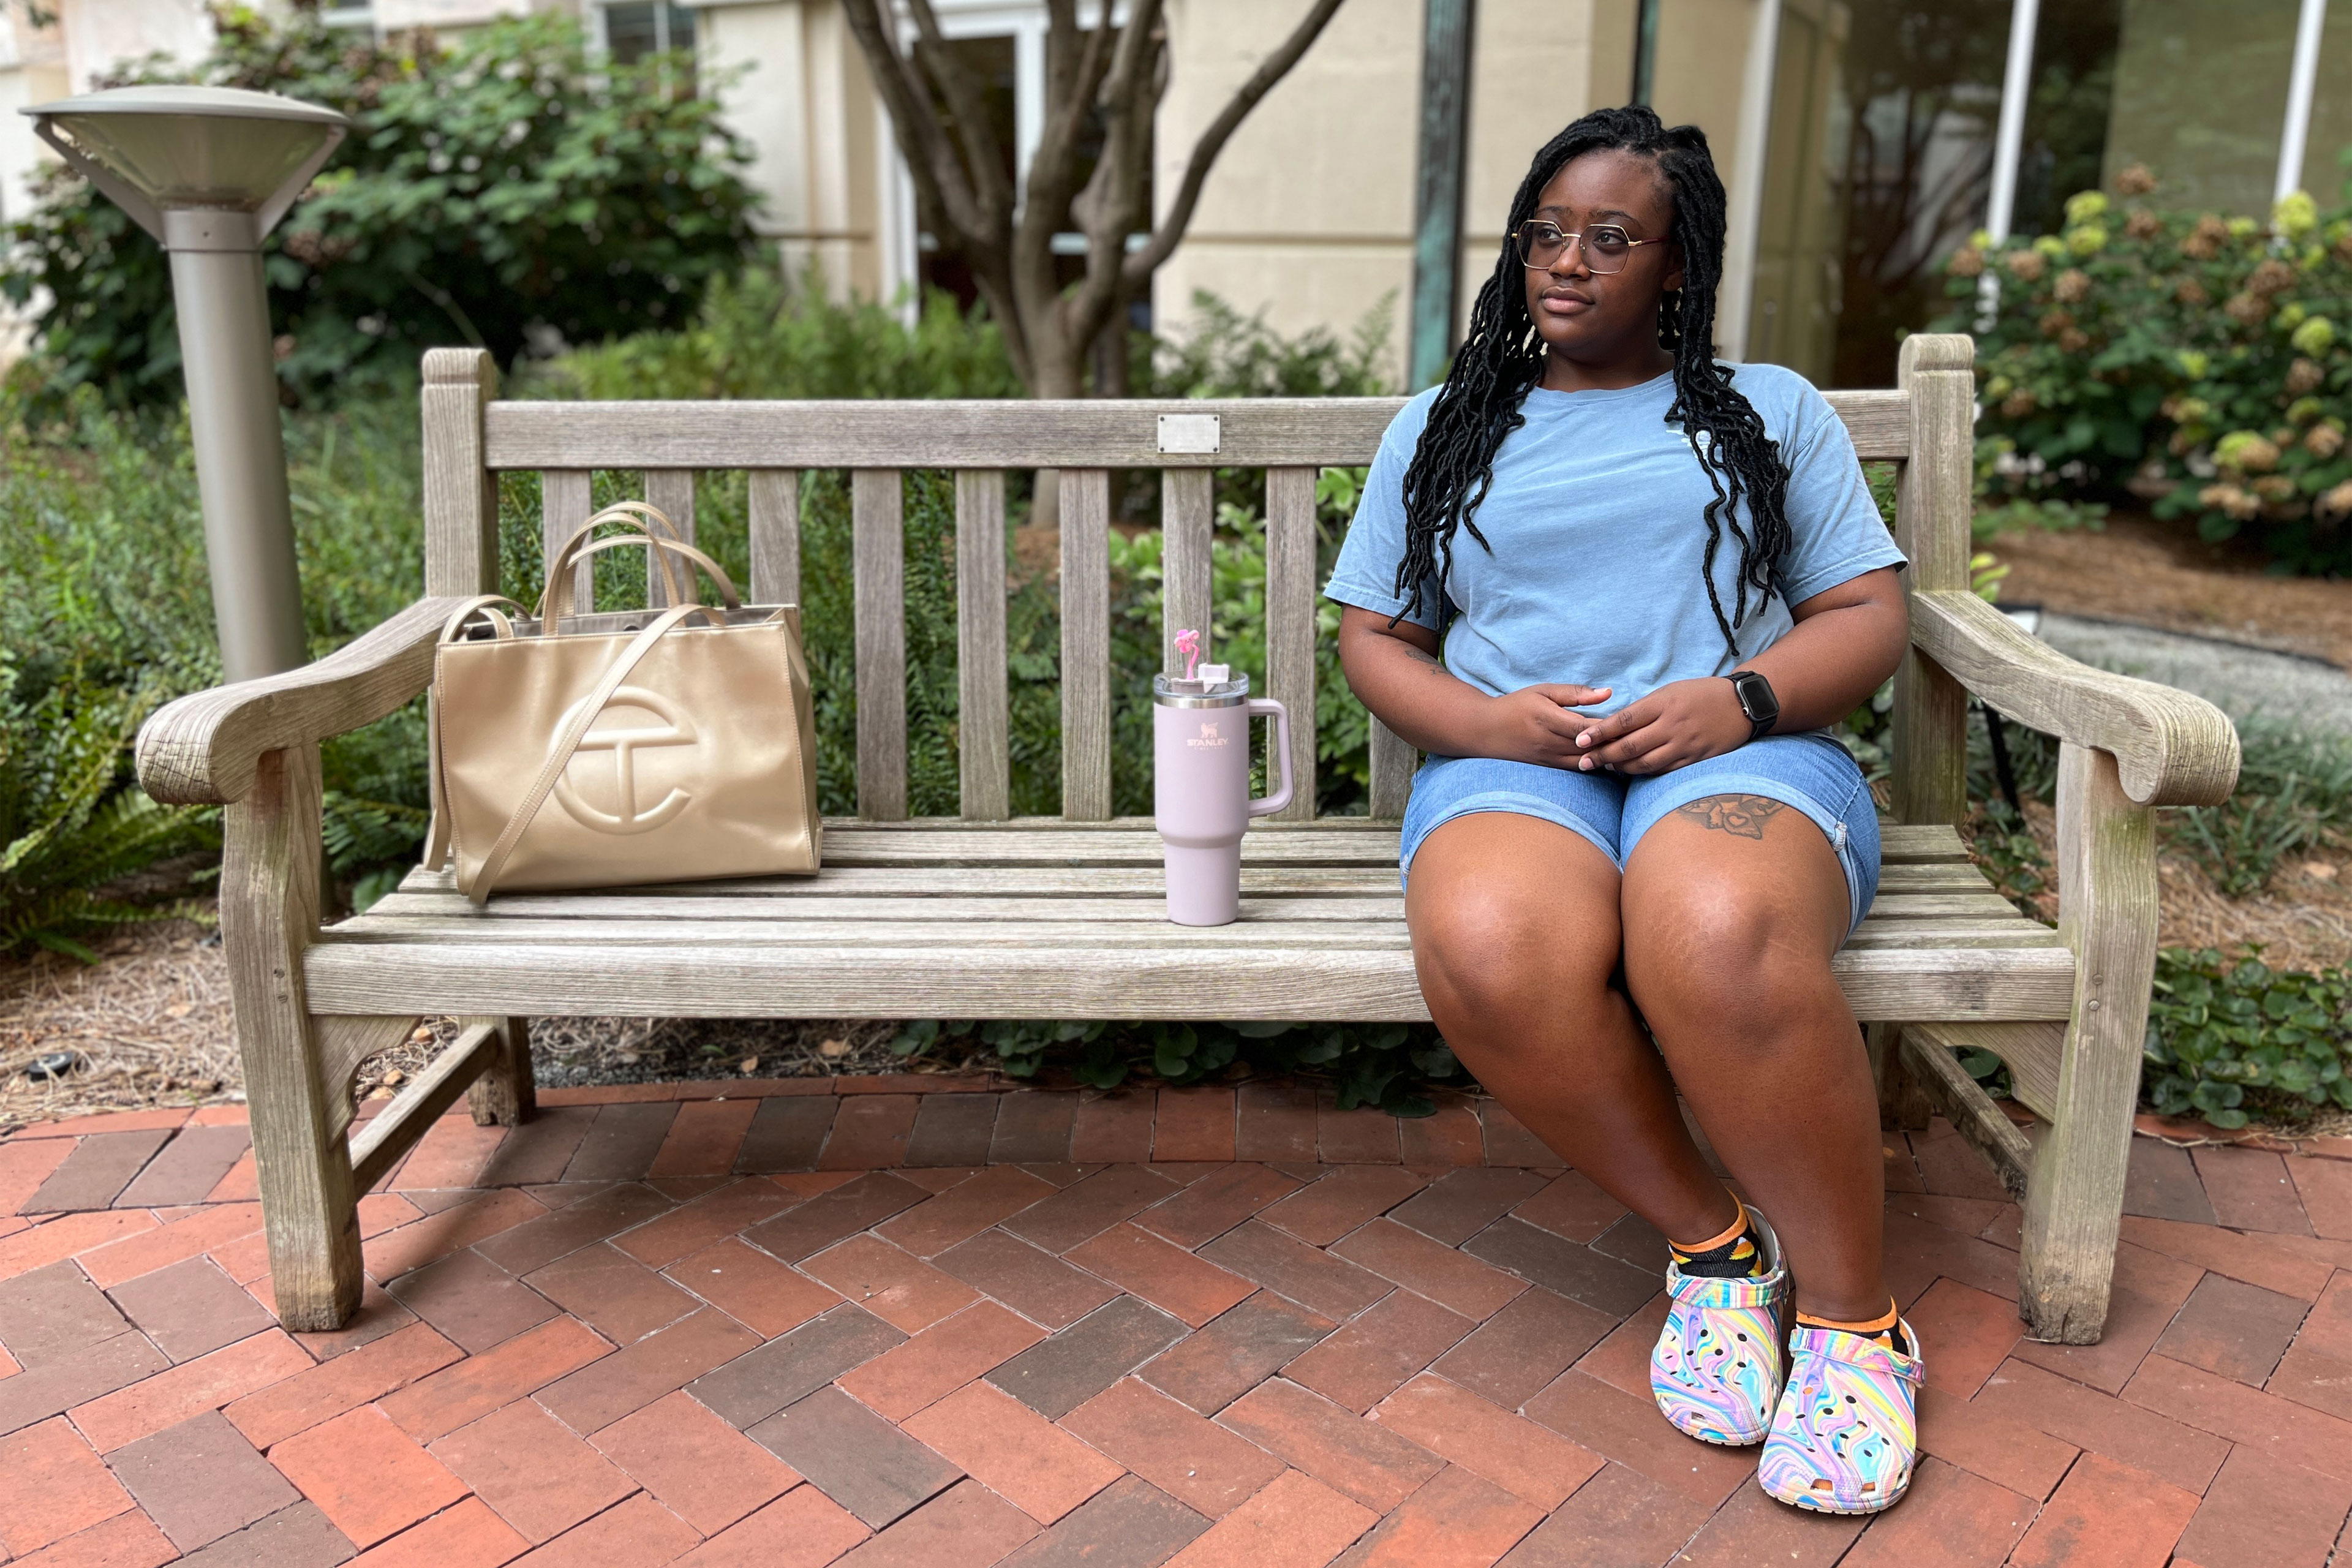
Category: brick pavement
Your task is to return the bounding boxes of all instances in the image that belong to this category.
[3,1077,2351,1566]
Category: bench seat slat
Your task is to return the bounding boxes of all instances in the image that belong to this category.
[807,815,1977,862]
[320,911,2060,953]
[360,892,1413,923]
[399,824,1985,875]
[306,940,2068,1022]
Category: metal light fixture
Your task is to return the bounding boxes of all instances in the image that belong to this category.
[26,85,350,682]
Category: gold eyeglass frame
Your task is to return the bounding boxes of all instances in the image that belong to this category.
[1510,222,1667,274]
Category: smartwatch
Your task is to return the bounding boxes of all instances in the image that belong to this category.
[1727,670,1779,741]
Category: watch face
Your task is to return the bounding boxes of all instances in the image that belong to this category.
[1736,673,1777,722]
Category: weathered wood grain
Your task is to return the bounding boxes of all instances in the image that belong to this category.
[224,745,362,1330]
[1162,469,1214,674]
[1060,469,1112,821]
[304,938,2070,1023]
[1890,333,1972,827]
[1906,1018,2063,1123]
[644,470,698,608]
[1899,1023,2035,1202]
[363,892,1414,924]
[467,1017,537,1128]
[1369,720,1416,821]
[957,471,1009,820]
[749,469,802,606]
[136,597,461,806]
[422,349,500,598]
[478,390,1910,469]
[348,1020,501,1193]
[853,470,907,820]
[1912,590,2239,808]
[541,469,594,614]
[1265,467,1319,822]
[2019,744,2160,1344]
[318,1014,416,1114]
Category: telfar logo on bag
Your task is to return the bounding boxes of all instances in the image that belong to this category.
[549,685,699,834]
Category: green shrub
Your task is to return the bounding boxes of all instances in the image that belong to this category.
[0,657,217,960]
[536,265,1025,402]
[2145,947,2352,1129]
[1934,168,2352,572]
[2,10,756,410]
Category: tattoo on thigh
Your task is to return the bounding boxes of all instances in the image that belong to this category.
[1675,794,1787,839]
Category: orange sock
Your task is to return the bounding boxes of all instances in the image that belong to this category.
[1796,1298,1910,1355]
[1667,1200,1767,1280]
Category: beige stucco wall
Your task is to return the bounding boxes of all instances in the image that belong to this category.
[696,0,889,300]
[1152,0,1422,380]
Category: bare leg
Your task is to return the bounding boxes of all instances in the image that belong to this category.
[1621,796,1888,1321]
[1407,813,1737,1245]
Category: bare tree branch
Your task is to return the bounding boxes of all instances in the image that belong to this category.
[1123,0,1346,288]
[837,0,990,244]
[904,0,1014,222]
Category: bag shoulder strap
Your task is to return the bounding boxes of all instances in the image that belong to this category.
[463,600,706,905]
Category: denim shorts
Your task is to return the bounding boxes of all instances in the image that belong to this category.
[1397,732,1882,935]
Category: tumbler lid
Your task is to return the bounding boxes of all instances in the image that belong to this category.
[1154,671,1250,708]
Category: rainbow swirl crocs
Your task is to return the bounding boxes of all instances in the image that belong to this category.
[1757,1319,1925,1513]
[1649,1207,1787,1446]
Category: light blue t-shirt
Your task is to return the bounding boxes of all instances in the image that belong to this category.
[1324,364,1904,717]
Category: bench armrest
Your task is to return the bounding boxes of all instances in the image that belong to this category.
[137,597,464,805]
[1909,589,2239,807]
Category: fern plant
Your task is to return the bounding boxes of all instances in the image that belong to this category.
[0,658,217,962]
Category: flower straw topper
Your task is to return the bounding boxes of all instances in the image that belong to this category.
[1175,628,1202,682]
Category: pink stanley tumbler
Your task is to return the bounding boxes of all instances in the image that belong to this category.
[1154,662,1292,926]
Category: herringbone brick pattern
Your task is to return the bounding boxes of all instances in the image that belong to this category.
[4,1077,2351,1566]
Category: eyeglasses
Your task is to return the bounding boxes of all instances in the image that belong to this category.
[1511,221,1665,275]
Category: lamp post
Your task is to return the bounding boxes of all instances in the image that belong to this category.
[24,86,349,682]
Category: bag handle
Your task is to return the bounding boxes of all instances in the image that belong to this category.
[462,600,708,904]
[543,534,743,625]
[542,508,688,619]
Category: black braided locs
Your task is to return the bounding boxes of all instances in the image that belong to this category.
[1391,107,1794,655]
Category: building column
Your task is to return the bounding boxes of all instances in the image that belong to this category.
[2275,0,2329,203]
[1409,0,1476,389]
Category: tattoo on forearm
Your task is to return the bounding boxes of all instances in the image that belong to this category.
[1675,794,1787,839]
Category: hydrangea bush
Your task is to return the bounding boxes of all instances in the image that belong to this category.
[1932,164,2352,573]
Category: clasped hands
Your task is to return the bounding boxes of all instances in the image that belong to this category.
[1480,678,1755,777]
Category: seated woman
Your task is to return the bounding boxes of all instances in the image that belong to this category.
[1326,105,1921,1514]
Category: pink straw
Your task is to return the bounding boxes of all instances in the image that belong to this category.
[1175,628,1202,682]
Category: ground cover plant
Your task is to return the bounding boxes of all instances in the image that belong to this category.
[1936,158,2352,572]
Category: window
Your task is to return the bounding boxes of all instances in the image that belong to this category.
[603,3,699,68]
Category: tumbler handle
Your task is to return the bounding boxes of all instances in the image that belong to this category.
[1246,698,1294,818]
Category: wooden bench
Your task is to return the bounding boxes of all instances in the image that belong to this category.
[136,333,2239,1340]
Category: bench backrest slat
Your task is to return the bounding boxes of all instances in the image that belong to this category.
[644,471,698,607]
[423,363,1963,826]
[852,471,909,820]
[1162,470,1215,677]
[1266,467,1321,821]
[1060,469,1115,822]
[956,472,1011,820]
[478,390,1915,470]
[543,469,594,612]
[749,470,802,606]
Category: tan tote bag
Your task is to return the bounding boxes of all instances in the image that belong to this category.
[425,503,821,903]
